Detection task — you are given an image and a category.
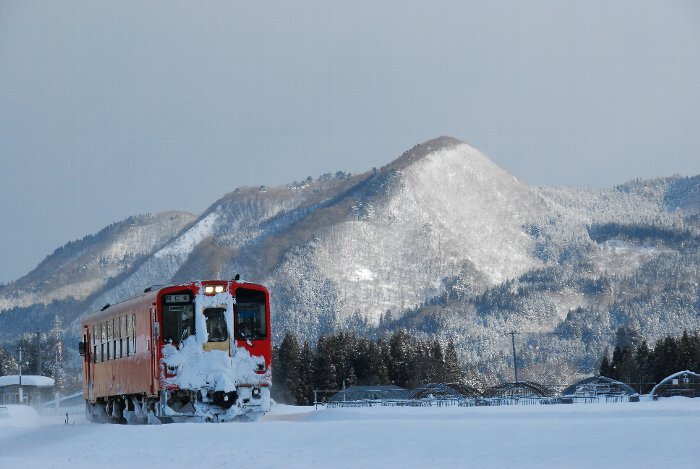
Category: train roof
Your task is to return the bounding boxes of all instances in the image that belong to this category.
[81,279,268,324]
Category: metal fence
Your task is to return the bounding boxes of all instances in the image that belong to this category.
[324,394,638,409]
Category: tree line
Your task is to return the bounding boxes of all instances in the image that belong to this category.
[600,330,700,393]
[272,330,463,405]
[0,315,77,393]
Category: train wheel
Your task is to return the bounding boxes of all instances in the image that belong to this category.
[85,401,110,423]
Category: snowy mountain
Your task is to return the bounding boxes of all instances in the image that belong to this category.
[1,137,698,381]
[0,212,194,337]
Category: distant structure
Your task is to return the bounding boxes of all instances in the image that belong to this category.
[327,385,408,404]
[483,381,554,400]
[406,383,471,400]
[0,375,55,406]
[561,376,639,403]
[649,371,700,400]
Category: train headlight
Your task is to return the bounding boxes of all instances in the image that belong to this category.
[252,387,262,399]
[204,285,225,295]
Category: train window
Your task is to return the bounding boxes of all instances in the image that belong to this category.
[92,325,97,363]
[125,315,131,356]
[204,308,228,342]
[162,291,194,343]
[118,316,122,358]
[131,313,136,354]
[234,288,267,340]
[112,318,117,358]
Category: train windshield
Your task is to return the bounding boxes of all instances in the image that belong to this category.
[234,288,267,340]
[204,308,228,342]
[162,291,195,343]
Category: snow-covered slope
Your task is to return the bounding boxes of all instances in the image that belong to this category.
[0,212,194,312]
[313,141,543,323]
[70,137,548,333]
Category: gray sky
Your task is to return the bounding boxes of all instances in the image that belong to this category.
[1,1,698,284]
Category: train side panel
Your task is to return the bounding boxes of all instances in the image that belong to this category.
[82,292,158,402]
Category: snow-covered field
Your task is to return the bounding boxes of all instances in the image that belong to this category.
[1,398,698,468]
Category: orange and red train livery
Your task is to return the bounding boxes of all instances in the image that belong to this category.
[79,279,272,423]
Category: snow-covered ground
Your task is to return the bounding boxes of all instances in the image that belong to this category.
[1,398,698,468]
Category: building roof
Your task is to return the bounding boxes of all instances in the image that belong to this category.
[649,370,700,399]
[483,381,554,398]
[328,385,409,402]
[407,383,469,399]
[0,375,55,388]
[561,376,637,397]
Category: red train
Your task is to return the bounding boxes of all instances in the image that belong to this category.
[79,279,272,423]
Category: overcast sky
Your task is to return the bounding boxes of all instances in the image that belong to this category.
[1,1,698,283]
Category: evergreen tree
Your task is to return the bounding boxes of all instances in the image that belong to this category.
[409,341,432,387]
[313,336,338,399]
[352,337,373,384]
[618,345,637,384]
[679,331,698,371]
[296,341,314,405]
[0,345,18,376]
[346,367,358,387]
[599,351,612,377]
[367,341,390,385]
[444,340,463,385]
[276,332,301,403]
[389,330,412,387]
[652,336,680,382]
[430,340,446,383]
[634,341,652,393]
[610,345,623,380]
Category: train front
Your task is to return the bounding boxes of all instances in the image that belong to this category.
[157,280,271,422]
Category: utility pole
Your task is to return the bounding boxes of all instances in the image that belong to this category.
[509,331,519,384]
[18,346,23,403]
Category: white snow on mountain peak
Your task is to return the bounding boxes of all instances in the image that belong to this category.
[313,142,543,324]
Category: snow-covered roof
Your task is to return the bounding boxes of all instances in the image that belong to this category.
[649,370,700,399]
[0,375,55,387]
[328,385,408,402]
[561,376,637,397]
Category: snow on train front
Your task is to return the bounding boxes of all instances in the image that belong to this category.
[157,280,272,422]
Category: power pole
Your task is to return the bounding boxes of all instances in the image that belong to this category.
[18,346,23,403]
[509,331,519,383]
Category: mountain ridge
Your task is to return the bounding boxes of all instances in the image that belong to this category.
[1,136,698,382]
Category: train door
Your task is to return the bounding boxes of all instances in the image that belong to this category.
[83,325,94,401]
[149,307,159,395]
